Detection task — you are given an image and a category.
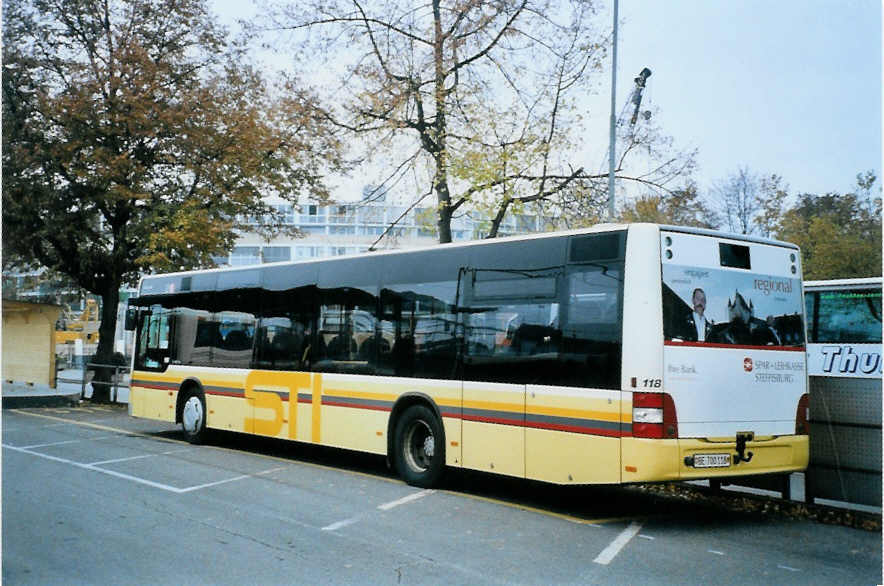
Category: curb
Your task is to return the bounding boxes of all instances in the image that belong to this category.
[2,393,81,409]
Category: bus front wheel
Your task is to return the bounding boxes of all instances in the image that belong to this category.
[393,404,445,488]
[180,390,207,444]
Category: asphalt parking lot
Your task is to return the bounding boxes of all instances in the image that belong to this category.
[3,405,881,585]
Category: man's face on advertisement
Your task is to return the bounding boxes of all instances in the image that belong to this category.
[692,289,706,317]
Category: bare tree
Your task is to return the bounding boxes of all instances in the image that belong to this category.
[754,174,789,237]
[258,0,694,242]
[712,167,762,234]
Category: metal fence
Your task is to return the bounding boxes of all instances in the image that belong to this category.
[57,363,131,404]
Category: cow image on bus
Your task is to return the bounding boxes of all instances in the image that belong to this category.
[127,224,809,487]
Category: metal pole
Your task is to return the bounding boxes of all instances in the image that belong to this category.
[607,0,619,221]
[112,365,119,403]
[81,365,87,400]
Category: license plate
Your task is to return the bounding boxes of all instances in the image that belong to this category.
[693,453,731,468]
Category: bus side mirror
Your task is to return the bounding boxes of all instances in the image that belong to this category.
[124,306,138,331]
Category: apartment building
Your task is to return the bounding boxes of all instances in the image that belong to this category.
[217,195,554,267]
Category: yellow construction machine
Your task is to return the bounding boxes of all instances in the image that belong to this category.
[56,299,100,343]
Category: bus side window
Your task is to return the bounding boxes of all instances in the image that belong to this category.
[380,288,417,377]
[561,263,623,389]
[380,281,457,380]
[461,268,562,384]
[506,303,560,356]
[316,287,380,375]
[213,287,259,369]
[256,286,315,372]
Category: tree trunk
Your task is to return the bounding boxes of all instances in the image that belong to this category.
[436,175,453,244]
[432,0,452,245]
[487,198,512,239]
[90,280,121,403]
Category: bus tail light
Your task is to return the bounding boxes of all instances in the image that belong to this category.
[795,393,810,435]
[632,392,678,439]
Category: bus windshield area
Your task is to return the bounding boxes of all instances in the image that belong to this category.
[806,288,882,344]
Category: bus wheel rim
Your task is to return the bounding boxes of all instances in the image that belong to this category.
[182,396,203,434]
[404,419,434,472]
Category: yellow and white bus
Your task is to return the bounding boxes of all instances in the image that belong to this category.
[127,223,809,488]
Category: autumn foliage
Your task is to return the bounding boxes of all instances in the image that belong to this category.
[2,0,342,400]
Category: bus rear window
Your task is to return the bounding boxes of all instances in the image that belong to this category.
[719,243,751,269]
[569,232,623,263]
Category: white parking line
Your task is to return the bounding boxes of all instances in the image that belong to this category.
[322,517,362,531]
[377,489,434,511]
[89,447,193,466]
[19,435,116,450]
[177,467,285,493]
[593,521,644,565]
[322,489,436,532]
[2,443,284,494]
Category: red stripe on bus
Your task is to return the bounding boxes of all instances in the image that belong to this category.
[664,340,805,352]
[523,421,627,437]
[464,414,628,437]
[206,390,245,398]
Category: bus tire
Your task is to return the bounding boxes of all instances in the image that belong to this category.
[180,389,207,444]
[393,404,445,488]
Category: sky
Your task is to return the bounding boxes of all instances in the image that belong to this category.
[214,0,882,202]
[608,0,882,197]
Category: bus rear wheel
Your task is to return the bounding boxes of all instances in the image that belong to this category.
[180,390,207,444]
[393,404,445,488]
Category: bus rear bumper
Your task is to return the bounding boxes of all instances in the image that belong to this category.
[621,435,809,483]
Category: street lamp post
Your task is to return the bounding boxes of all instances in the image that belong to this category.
[607,0,619,222]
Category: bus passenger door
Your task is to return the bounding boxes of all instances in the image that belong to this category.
[461,380,525,477]
[525,262,624,484]
[132,305,175,421]
[458,268,561,478]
